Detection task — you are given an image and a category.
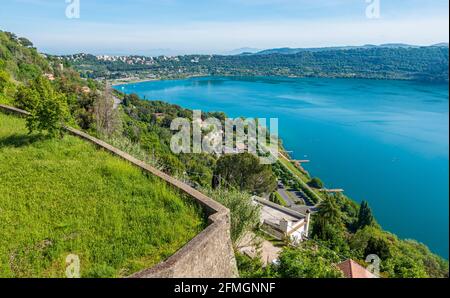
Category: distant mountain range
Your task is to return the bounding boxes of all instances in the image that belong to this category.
[249,43,449,56]
[224,47,261,55]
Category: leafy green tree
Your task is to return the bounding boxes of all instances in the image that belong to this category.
[314,196,342,229]
[309,177,324,189]
[18,63,42,82]
[0,70,14,104]
[4,32,17,41]
[351,226,448,278]
[15,77,70,137]
[159,153,185,176]
[276,245,343,278]
[235,253,276,278]
[365,236,391,260]
[334,193,359,229]
[356,200,375,230]
[18,37,33,48]
[0,70,9,92]
[205,188,260,244]
[14,85,40,111]
[311,196,351,254]
[26,91,70,137]
[213,153,277,195]
[384,255,428,278]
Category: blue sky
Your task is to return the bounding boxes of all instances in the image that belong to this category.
[1,0,448,55]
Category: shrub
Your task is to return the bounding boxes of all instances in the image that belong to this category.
[0,70,9,92]
[213,153,277,195]
[0,70,16,104]
[26,92,70,137]
[205,188,260,245]
[14,77,71,137]
[235,253,276,278]
[309,177,324,189]
[276,245,343,278]
[14,85,40,111]
[269,192,288,207]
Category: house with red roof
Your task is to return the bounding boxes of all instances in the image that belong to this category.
[337,259,378,278]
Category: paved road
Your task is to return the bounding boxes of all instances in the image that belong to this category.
[277,187,296,207]
[277,183,318,214]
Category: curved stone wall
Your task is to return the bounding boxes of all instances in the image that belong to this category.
[0,104,238,278]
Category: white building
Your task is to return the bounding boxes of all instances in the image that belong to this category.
[253,197,310,245]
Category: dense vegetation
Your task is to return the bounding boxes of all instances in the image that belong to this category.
[64,46,449,82]
[0,30,265,276]
[212,153,277,195]
[236,242,344,278]
[1,30,448,278]
[237,195,449,278]
[0,113,204,277]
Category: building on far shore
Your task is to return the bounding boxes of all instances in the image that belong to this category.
[252,196,310,245]
[337,259,378,278]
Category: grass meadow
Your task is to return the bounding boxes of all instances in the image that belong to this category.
[0,112,205,278]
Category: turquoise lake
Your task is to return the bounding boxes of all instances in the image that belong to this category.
[115,76,449,258]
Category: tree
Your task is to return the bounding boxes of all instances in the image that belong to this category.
[94,84,121,137]
[356,200,375,230]
[315,196,342,226]
[213,153,277,195]
[26,91,70,137]
[14,85,40,111]
[0,70,15,104]
[309,177,324,189]
[14,77,70,137]
[235,253,276,278]
[18,37,33,48]
[205,188,260,244]
[4,32,17,41]
[384,255,428,278]
[276,245,343,278]
[310,196,350,254]
[0,70,10,92]
[365,236,391,260]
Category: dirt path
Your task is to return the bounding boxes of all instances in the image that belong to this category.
[237,232,282,266]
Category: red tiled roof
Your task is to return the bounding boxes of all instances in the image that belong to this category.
[337,259,377,278]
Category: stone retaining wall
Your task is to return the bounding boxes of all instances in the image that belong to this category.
[0,104,238,278]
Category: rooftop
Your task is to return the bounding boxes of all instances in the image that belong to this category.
[337,259,378,279]
[253,197,308,238]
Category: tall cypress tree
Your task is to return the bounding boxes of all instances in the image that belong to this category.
[357,201,374,230]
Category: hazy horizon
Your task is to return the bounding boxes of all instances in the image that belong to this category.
[1,0,448,56]
[39,42,449,57]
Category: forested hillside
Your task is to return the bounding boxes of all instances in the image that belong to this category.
[63,46,449,82]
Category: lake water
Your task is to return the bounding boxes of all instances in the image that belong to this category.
[115,76,449,258]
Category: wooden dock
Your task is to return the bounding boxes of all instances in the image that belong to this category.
[320,189,345,193]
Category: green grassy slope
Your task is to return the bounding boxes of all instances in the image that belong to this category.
[0,112,205,278]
